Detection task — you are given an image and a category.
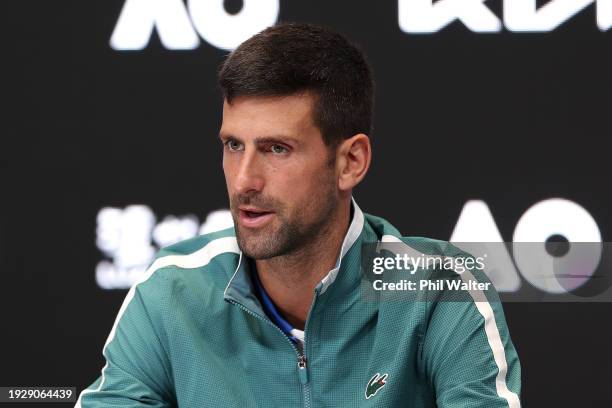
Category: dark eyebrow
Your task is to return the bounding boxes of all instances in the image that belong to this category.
[218,133,299,146]
[253,136,300,146]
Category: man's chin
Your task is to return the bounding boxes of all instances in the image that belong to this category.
[237,243,276,260]
[236,229,277,259]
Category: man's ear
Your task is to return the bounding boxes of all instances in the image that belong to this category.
[336,134,371,192]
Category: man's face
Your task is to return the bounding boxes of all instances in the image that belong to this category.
[220,93,338,260]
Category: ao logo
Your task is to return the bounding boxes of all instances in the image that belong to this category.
[399,0,612,32]
[110,0,279,51]
[451,198,602,294]
[110,0,612,51]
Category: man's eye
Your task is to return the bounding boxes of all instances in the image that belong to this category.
[226,140,243,151]
[270,144,288,154]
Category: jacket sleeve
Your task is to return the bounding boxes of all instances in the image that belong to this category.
[76,280,174,408]
[420,268,522,407]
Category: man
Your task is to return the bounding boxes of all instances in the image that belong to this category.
[78,23,521,407]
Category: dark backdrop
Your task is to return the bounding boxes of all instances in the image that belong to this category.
[3,0,610,406]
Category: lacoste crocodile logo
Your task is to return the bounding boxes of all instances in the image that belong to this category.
[365,373,388,399]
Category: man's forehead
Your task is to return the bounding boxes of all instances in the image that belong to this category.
[220,93,319,140]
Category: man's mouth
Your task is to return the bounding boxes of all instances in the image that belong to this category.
[238,207,275,228]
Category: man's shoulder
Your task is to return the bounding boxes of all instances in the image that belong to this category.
[138,226,240,292]
[361,211,476,262]
[395,236,474,259]
[363,211,470,258]
[157,226,238,258]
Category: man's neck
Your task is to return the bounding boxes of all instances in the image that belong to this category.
[254,200,351,330]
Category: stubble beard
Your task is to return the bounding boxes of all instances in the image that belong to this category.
[231,179,337,261]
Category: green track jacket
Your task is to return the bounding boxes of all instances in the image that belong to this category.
[78,201,521,407]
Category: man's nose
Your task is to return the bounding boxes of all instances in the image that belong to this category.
[234,149,265,195]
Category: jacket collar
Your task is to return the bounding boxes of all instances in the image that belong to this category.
[316,197,364,293]
[223,197,365,311]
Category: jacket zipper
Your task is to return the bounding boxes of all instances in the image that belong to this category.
[227,299,313,407]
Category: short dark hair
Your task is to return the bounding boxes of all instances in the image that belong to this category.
[218,22,374,147]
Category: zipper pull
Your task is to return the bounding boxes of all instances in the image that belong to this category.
[297,355,309,384]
